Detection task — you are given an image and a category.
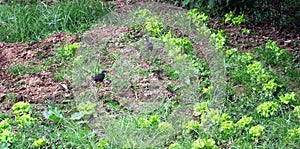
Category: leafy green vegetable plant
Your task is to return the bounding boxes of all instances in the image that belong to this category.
[12,102,37,127]
[32,137,47,148]
[293,106,300,118]
[193,102,209,116]
[0,119,15,145]
[145,17,163,37]
[280,92,297,104]
[158,122,174,132]
[55,43,80,61]
[236,116,252,128]
[257,101,279,118]
[220,120,235,136]
[77,101,97,119]
[225,11,245,26]
[43,106,64,123]
[249,125,265,141]
[191,138,219,149]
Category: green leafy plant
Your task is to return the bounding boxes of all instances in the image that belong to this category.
[185,120,200,134]
[200,108,220,125]
[158,122,174,133]
[0,119,15,145]
[193,102,209,116]
[77,101,97,119]
[188,9,209,25]
[12,102,37,127]
[12,102,32,116]
[280,92,297,104]
[257,101,279,118]
[286,127,300,142]
[225,11,245,26]
[242,28,250,35]
[236,116,252,128]
[262,79,279,96]
[32,136,47,148]
[169,142,181,149]
[97,139,109,149]
[232,14,245,26]
[220,120,235,136]
[43,106,64,123]
[148,115,161,126]
[145,17,163,37]
[293,106,300,118]
[55,43,80,61]
[137,115,161,128]
[225,11,234,24]
[249,125,265,140]
[137,118,151,128]
[210,30,227,49]
[15,114,37,127]
[256,40,292,66]
[191,138,219,149]
[220,113,231,122]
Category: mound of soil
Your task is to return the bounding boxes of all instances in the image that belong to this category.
[0,32,77,112]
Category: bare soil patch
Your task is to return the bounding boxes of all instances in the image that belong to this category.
[0,32,77,112]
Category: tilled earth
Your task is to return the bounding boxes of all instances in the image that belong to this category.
[0,32,77,113]
[1,1,299,115]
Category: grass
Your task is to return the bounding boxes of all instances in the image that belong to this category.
[1,2,300,149]
[8,62,43,78]
[0,0,111,43]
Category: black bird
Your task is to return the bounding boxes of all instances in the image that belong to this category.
[144,37,153,50]
[93,70,107,82]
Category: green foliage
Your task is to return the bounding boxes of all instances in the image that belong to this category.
[8,63,42,78]
[188,9,209,25]
[285,127,300,143]
[210,30,226,49]
[279,92,297,104]
[43,106,64,123]
[249,125,264,140]
[225,11,245,26]
[77,101,97,119]
[137,118,152,128]
[169,142,181,149]
[145,17,163,37]
[97,139,109,149]
[262,79,279,96]
[256,40,293,67]
[257,101,279,118]
[32,136,47,148]
[293,106,300,118]
[220,120,235,135]
[12,102,37,127]
[55,43,80,61]
[191,138,219,149]
[242,28,250,35]
[185,120,200,134]
[236,116,252,128]
[137,115,161,128]
[0,119,15,144]
[193,102,209,116]
[0,1,111,42]
[158,122,174,132]
[12,102,32,116]
[161,31,193,54]
[220,113,231,122]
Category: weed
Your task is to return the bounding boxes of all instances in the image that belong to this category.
[0,1,111,42]
[8,63,42,78]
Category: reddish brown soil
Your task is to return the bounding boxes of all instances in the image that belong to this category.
[0,32,77,112]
